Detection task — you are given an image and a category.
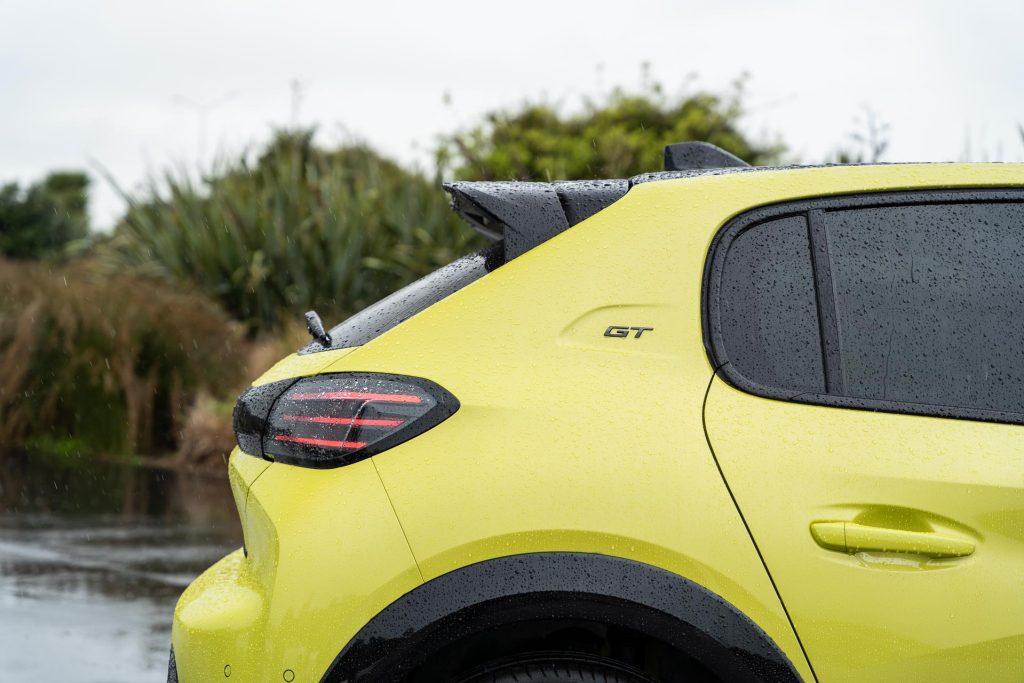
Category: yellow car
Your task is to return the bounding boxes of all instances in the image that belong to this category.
[170,143,1024,683]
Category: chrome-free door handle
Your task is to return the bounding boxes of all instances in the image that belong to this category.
[810,521,974,559]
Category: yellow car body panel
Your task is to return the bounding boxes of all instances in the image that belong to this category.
[705,383,1024,681]
[172,162,1024,682]
[174,455,421,681]
[316,185,812,679]
[252,347,358,387]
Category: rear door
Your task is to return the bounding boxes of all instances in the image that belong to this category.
[702,191,1024,682]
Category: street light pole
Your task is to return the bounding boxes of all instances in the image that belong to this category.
[172,92,236,166]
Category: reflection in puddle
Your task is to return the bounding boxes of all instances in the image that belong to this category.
[0,453,240,682]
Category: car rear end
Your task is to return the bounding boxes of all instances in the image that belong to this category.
[171,444,422,680]
[167,187,550,681]
[169,145,821,682]
[168,169,656,681]
[169,262,494,681]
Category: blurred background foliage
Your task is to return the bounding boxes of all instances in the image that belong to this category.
[0,80,831,465]
[105,131,481,331]
[438,80,782,180]
[0,258,243,458]
[0,171,90,260]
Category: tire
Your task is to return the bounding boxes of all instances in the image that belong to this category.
[458,656,658,683]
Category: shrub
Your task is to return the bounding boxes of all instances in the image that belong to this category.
[437,80,783,181]
[105,130,482,331]
[0,171,90,260]
[0,259,243,456]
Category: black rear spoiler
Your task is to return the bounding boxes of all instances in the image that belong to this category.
[443,142,749,262]
[443,180,628,261]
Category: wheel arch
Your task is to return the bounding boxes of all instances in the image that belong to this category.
[319,552,801,683]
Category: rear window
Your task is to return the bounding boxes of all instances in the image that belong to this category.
[706,189,1024,424]
[301,243,502,353]
[826,201,1024,413]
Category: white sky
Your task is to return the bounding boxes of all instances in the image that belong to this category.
[2,0,1023,227]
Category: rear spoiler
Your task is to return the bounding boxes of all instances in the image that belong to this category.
[443,142,749,262]
[443,180,628,261]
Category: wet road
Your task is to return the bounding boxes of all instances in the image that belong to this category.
[0,455,240,682]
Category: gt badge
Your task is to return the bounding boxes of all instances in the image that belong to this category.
[604,326,654,339]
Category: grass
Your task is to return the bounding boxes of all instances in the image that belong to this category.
[0,258,244,457]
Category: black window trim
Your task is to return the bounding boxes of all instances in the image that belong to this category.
[703,188,1024,426]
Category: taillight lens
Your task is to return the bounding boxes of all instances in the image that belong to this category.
[233,373,459,469]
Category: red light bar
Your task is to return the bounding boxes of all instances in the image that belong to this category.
[282,415,403,427]
[274,435,367,449]
[289,391,422,404]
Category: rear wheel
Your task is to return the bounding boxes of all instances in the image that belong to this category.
[458,656,658,683]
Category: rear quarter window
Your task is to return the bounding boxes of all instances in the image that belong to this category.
[715,215,825,394]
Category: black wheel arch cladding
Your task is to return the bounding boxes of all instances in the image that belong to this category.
[319,552,802,683]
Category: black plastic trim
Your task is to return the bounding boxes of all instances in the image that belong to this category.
[166,647,178,683]
[631,161,952,187]
[445,181,569,261]
[703,188,1024,426]
[300,244,503,354]
[553,179,629,226]
[444,180,627,262]
[319,552,801,683]
[806,209,843,394]
[663,142,749,171]
[233,377,301,456]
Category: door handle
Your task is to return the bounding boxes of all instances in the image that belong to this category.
[810,521,975,559]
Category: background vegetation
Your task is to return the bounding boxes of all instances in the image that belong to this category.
[107,131,480,331]
[438,81,782,180]
[0,259,242,458]
[0,81,854,467]
[0,172,89,260]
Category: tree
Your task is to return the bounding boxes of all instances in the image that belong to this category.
[0,172,90,259]
[437,81,783,182]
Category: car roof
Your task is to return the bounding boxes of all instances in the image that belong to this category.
[629,161,1007,185]
[445,142,1023,264]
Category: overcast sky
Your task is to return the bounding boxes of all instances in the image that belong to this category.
[3,0,1023,227]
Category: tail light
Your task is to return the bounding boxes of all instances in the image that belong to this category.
[233,373,459,469]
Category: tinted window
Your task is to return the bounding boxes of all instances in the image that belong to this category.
[719,215,825,393]
[826,202,1024,414]
[301,244,501,353]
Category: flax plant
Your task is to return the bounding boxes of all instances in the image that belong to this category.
[105,130,481,332]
